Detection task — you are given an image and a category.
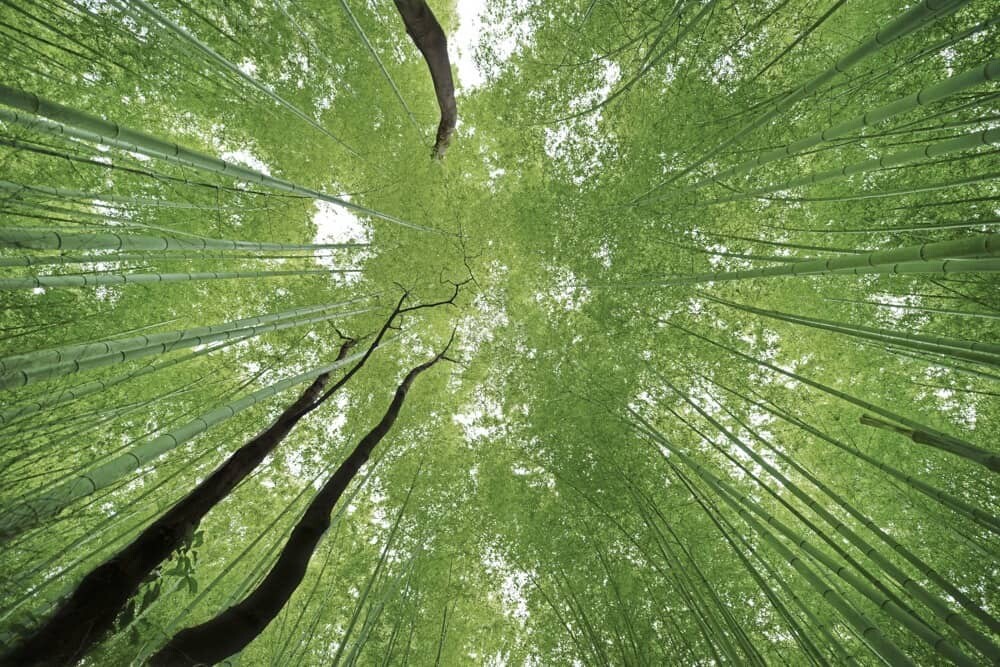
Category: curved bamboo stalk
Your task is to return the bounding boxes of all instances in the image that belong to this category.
[610,233,998,287]
[671,323,1000,472]
[705,294,1000,367]
[707,127,1000,203]
[740,386,1000,535]
[0,179,255,210]
[0,306,368,391]
[0,251,354,268]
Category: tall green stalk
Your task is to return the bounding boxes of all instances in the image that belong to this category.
[671,323,1000,471]
[0,299,370,389]
[705,294,1000,368]
[0,267,354,291]
[0,88,438,233]
[0,227,366,252]
[627,413,914,666]
[612,233,998,286]
[116,0,357,154]
[690,58,1000,189]
[0,343,385,540]
[636,0,970,195]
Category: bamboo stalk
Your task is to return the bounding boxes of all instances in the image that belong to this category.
[0,267,357,291]
[0,89,439,233]
[0,227,367,252]
[0,344,384,540]
[691,58,1000,189]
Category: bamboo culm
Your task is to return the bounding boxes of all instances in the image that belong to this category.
[0,89,439,233]
[0,339,355,666]
[0,298,371,389]
[0,343,392,540]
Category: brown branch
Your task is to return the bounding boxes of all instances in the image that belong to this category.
[0,341,357,667]
[307,279,466,410]
[149,332,456,666]
[393,0,457,159]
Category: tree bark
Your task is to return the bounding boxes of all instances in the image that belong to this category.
[393,0,457,159]
[149,341,451,666]
[0,340,354,667]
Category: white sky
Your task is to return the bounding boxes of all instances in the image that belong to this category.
[453,0,533,91]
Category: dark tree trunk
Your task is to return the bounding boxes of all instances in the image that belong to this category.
[149,345,449,666]
[0,341,354,667]
[393,0,457,159]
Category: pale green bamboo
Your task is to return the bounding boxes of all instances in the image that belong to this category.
[0,179,251,210]
[654,392,962,663]
[0,227,367,252]
[0,308,370,391]
[332,468,419,667]
[627,492,743,664]
[0,90,438,233]
[886,346,1000,383]
[0,267,357,290]
[637,0,970,195]
[834,257,1000,275]
[616,258,1000,289]
[741,386,1000,535]
[0,251,352,268]
[0,337,248,427]
[0,297,364,375]
[673,378,999,659]
[823,298,1000,320]
[708,128,1000,203]
[0,342,388,539]
[341,554,418,667]
[332,0,420,131]
[672,323,1000,472]
[612,234,998,286]
[705,295,1000,367]
[116,0,357,154]
[625,481,764,665]
[629,415,914,666]
[0,301,371,390]
[759,169,1000,205]
[691,58,1000,189]
[709,374,1000,635]
[667,465,850,666]
[559,469,730,664]
[0,135,302,199]
[559,0,716,122]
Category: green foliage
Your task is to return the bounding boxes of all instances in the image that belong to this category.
[0,0,998,665]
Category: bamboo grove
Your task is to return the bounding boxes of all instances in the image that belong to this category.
[0,0,997,665]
